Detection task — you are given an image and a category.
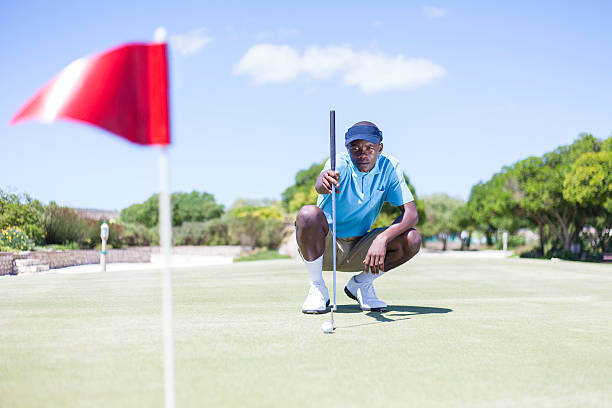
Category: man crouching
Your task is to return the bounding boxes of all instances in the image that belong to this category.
[296,121,421,314]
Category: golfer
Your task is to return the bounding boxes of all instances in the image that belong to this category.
[297,121,421,313]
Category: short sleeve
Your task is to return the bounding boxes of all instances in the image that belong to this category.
[385,161,414,206]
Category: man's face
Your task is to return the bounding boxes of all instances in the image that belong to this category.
[347,139,383,173]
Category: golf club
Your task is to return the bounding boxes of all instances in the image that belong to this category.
[325,109,337,333]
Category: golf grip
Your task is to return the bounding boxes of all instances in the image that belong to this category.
[330,110,336,170]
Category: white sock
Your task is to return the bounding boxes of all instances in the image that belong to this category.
[304,255,324,284]
[354,270,384,283]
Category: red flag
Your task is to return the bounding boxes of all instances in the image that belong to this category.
[11,43,170,146]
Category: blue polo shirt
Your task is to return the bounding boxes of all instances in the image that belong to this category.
[317,152,414,238]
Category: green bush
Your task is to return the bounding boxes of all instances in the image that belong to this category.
[227,215,263,247]
[172,219,234,246]
[120,191,224,228]
[0,189,45,245]
[173,222,208,246]
[106,222,124,249]
[118,222,158,247]
[224,200,287,248]
[202,218,230,245]
[0,227,35,251]
[42,204,124,249]
[496,234,526,249]
[519,241,604,262]
[80,220,124,249]
[258,218,285,249]
[226,215,286,248]
[42,203,90,246]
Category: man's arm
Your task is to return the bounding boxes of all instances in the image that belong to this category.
[315,170,339,194]
[363,201,418,274]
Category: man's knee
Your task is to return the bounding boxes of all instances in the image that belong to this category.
[404,228,422,255]
[296,205,326,229]
[387,228,421,257]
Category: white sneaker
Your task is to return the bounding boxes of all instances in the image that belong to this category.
[302,281,330,314]
[344,276,387,312]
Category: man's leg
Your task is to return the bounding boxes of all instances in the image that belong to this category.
[295,205,330,314]
[295,205,329,261]
[345,228,422,312]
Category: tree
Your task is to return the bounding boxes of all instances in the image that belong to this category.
[371,174,426,228]
[470,133,610,259]
[120,191,224,227]
[508,134,602,253]
[120,195,159,227]
[171,191,224,225]
[281,161,325,213]
[420,194,464,250]
[468,170,530,246]
[562,142,612,253]
[563,150,612,211]
[453,204,475,249]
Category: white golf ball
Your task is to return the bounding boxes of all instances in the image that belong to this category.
[321,321,334,333]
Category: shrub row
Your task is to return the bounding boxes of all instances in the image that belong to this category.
[172,217,285,248]
[1,188,288,251]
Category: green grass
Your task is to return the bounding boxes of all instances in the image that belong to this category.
[234,249,291,262]
[1,255,611,407]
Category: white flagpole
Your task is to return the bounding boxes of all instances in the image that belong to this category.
[159,146,175,408]
[154,27,176,408]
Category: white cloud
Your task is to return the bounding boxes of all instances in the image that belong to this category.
[423,6,448,18]
[302,45,355,79]
[344,53,445,93]
[170,27,212,56]
[233,44,302,83]
[233,44,445,93]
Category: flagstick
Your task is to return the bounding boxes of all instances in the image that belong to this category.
[159,146,175,408]
[153,27,175,408]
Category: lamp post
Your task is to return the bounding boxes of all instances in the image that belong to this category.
[100,221,109,272]
[502,231,509,256]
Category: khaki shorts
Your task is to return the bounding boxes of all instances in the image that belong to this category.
[320,227,387,272]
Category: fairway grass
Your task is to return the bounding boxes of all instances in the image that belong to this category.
[1,255,611,407]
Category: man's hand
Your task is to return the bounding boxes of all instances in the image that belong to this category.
[315,170,340,194]
[362,202,418,274]
[363,235,387,274]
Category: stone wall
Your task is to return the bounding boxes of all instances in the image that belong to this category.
[0,248,151,276]
[0,252,30,276]
[0,246,248,276]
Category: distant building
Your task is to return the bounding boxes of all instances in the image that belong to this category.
[73,208,120,221]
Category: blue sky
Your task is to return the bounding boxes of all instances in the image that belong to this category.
[2,1,611,210]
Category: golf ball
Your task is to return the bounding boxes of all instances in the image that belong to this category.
[321,321,334,333]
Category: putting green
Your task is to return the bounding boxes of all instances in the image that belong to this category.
[1,255,611,407]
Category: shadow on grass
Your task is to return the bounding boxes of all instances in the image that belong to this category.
[336,305,453,328]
